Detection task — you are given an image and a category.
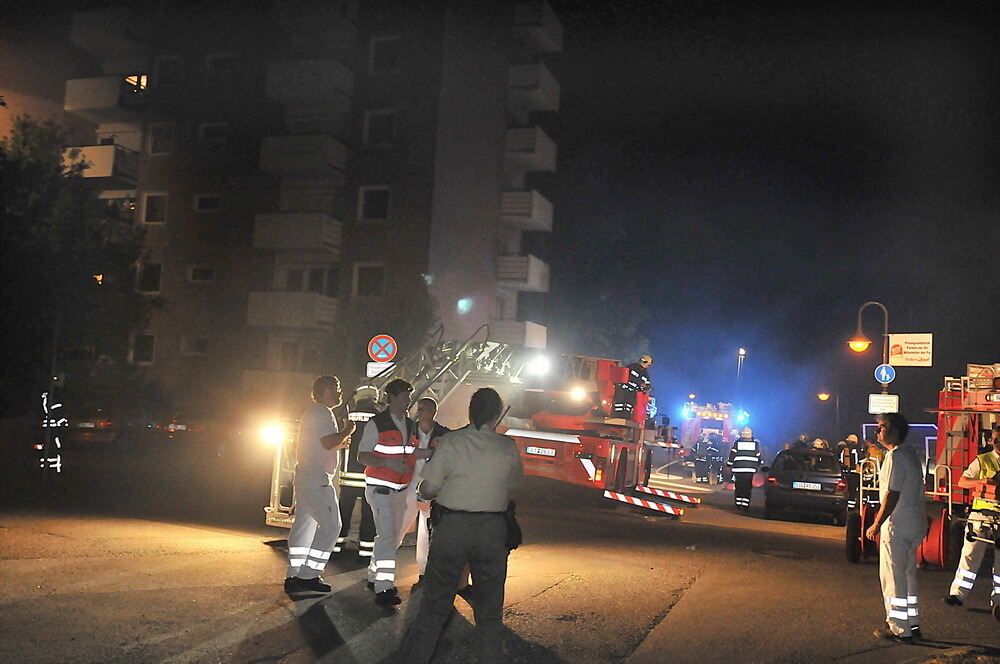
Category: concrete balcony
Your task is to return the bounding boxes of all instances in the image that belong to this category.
[501,190,553,232]
[247,291,337,329]
[64,75,145,123]
[253,212,343,256]
[505,127,557,173]
[490,319,547,349]
[63,144,139,187]
[260,135,348,176]
[496,254,550,292]
[70,8,149,60]
[242,369,315,404]
[508,62,560,114]
[266,59,353,111]
[513,2,563,54]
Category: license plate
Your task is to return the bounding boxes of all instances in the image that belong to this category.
[525,446,556,457]
[792,481,822,491]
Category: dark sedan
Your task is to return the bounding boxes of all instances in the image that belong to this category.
[764,449,848,525]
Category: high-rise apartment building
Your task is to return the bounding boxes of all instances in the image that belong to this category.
[11,1,562,415]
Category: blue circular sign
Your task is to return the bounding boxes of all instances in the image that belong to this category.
[875,364,896,384]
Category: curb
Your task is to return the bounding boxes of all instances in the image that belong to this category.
[909,646,1000,664]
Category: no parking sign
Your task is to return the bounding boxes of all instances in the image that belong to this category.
[368,334,398,362]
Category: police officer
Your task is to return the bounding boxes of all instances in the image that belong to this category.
[357,379,426,606]
[944,424,1000,618]
[284,375,356,594]
[399,388,523,664]
[612,355,653,418]
[727,426,761,511]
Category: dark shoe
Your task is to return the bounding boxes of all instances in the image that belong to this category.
[943,595,964,607]
[993,604,1000,622]
[283,577,303,593]
[366,581,375,591]
[873,626,913,644]
[910,626,922,640]
[284,576,330,593]
[299,577,331,592]
[456,584,475,602]
[375,589,402,606]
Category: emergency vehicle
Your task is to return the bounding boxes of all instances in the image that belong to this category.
[846,363,1000,566]
[678,401,736,447]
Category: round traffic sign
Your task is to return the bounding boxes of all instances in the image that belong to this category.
[874,364,896,384]
[368,334,398,362]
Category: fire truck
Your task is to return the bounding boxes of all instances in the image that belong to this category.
[678,401,736,447]
[846,363,1000,566]
[264,326,697,527]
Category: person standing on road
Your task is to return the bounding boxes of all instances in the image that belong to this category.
[399,388,523,664]
[866,412,926,643]
[944,424,1000,618]
[357,379,426,606]
[396,397,450,580]
[333,399,377,564]
[726,426,761,511]
[284,375,356,594]
[693,433,711,484]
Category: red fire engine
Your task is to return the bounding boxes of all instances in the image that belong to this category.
[678,401,736,447]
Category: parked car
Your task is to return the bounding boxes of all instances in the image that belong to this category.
[764,448,848,525]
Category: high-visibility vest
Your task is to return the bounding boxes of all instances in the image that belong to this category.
[364,410,418,490]
[971,452,1000,512]
[728,438,762,473]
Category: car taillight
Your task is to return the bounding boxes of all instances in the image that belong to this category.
[767,476,778,486]
[835,479,847,492]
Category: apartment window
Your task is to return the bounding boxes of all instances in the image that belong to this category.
[189,266,215,283]
[353,263,385,298]
[180,336,209,356]
[364,110,397,145]
[205,53,233,71]
[132,333,155,364]
[148,124,174,155]
[198,122,228,143]
[136,263,162,293]
[194,195,221,212]
[154,55,181,87]
[142,192,168,223]
[370,36,400,73]
[358,186,390,222]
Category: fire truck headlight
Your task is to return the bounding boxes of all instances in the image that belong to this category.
[526,355,551,376]
[570,386,587,401]
[259,423,286,447]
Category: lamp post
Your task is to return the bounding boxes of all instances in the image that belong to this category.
[736,347,747,410]
[817,391,840,437]
[847,301,890,394]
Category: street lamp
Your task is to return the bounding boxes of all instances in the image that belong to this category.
[817,391,840,435]
[847,301,890,394]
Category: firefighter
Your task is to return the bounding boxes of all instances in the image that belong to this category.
[283,375,356,594]
[612,354,653,418]
[693,433,711,483]
[357,379,427,606]
[334,401,376,564]
[944,424,1000,619]
[706,433,725,484]
[727,426,761,511]
[838,433,861,469]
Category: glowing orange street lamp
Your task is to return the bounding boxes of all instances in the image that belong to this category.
[817,392,831,401]
[847,337,871,353]
[848,300,891,394]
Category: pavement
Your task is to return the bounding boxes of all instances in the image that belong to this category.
[4,460,1000,663]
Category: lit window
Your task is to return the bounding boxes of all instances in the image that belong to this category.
[136,263,162,293]
[198,122,228,142]
[132,334,155,364]
[370,36,401,73]
[194,195,221,212]
[148,124,174,155]
[358,186,390,222]
[189,266,215,283]
[123,73,148,91]
[353,263,385,298]
[142,193,168,223]
[364,110,397,145]
[181,337,209,356]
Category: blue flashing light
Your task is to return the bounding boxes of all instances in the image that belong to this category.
[456,297,473,315]
[736,410,750,424]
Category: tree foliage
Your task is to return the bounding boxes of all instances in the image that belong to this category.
[0,116,146,416]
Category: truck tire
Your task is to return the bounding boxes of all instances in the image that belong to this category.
[846,512,863,563]
[833,509,847,527]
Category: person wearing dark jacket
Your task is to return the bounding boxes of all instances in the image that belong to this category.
[727,426,762,511]
[612,355,653,418]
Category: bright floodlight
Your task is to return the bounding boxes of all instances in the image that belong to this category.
[848,337,872,353]
[260,423,286,447]
[526,355,551,376]
[738,347,747,357]
[569,386,587,401]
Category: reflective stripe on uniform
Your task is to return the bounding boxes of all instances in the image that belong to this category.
[734,456,759,462]
[340,479,367,488]
[366,476,407,490]
[305,559,325,570]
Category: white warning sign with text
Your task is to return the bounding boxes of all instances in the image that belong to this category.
[888,333,933,367]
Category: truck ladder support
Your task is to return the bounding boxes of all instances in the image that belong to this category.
[604,490,685,516]
[636,484,702,504]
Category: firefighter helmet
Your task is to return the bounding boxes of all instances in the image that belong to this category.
[638,354,653,368]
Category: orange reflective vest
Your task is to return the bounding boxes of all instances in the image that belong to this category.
[365,410,418,490]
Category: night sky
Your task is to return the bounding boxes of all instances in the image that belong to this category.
[543,0,1000,450]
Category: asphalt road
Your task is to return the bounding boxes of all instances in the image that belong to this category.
[3,434,1000,663]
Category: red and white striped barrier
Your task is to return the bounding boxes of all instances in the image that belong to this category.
[603,490,685,516]
[648,441,684,448]
[636,484,702,504]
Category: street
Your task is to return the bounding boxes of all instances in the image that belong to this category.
[3,440,1000,664]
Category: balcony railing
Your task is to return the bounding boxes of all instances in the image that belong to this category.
[253,212,343,255]
[259,134,348,176]
[70,8,149,60]
[64,75,146,123]
[501,190,553,232]
[505,127,557,173]
[247,291,337,329]
[266,59,353,111]
[490,319,547,349]
[513,2,563,54]
[496,254,550,292]
[508,62,560,114]
[63,144,139,186]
